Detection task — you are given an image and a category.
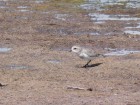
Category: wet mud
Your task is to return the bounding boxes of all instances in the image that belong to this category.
[0,0,140,105]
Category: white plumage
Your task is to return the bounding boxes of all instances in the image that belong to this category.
[71,45,103,67]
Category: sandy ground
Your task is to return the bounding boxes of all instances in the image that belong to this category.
[0,34,140,105]
[0,0,140,105]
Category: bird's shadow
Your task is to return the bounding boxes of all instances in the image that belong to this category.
[76,63,103,68]
[84,63,103,68]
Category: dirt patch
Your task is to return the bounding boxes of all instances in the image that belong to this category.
[0,0,140,105]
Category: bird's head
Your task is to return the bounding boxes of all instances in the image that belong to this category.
[71,45,82,54]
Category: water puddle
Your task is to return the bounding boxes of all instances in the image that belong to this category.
[47,59,61,64]
[87,13,140,35]
[5,64,30,70]
[0,0,140,37]
[125,23,140,35]
[17,6,30,12]
[89,13,140,22]
[124,30,140,35]
[80,0,140,35]
[104,49,140,56]
[89,32,100,35]
[34,0,45,4]
[126,1,140,8]
[80,0,112,10]
[0,48,12,53]
[94,21,105,24]
[81,0,140,11]
[18,9,30,12]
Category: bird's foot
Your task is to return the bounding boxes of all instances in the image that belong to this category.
[83,64,88,68]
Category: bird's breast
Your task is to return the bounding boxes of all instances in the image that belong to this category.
[79,53,90,59]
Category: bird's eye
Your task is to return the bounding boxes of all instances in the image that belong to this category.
[74,48,77,50]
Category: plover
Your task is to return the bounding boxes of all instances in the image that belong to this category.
[71,45,104,68]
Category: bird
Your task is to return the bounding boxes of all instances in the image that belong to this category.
[71,45,104,68]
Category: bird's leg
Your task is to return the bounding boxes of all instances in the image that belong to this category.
[83,60,91,68]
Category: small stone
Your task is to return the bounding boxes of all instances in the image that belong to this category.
[87,88,93,91]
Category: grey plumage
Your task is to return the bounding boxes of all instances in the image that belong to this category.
[71,45,104,68]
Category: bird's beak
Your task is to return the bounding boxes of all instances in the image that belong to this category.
[69,49,72,52]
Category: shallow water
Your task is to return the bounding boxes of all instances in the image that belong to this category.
[124,30,140,35]
[125,22,140,35]
[81,0,140,10]
[89,13,140,21]
[104,49,140,56]
[47,59,61,64]
[0,48,11,53]
[81,0,140,36]
[6,64,30,70]
[0,0,140,37]
[35,0,44,3]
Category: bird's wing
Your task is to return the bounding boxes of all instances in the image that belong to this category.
[84,48,101,57]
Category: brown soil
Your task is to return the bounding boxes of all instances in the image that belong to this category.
[0,0,140,105]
